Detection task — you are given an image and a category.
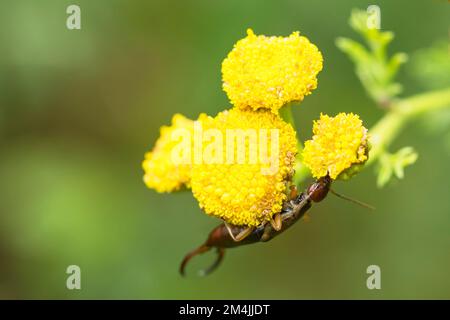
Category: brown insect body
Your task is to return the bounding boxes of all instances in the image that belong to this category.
[307,175,331,202]
[207,191,312,248]
[180,176,332,276]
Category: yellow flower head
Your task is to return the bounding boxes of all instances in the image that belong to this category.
[142,114,194,193]
[302,113,369,179]
[222,29,323,113]
[191,108,297,227]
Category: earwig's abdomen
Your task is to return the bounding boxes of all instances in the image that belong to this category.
[205,225,234,248]
[205,223,265,249]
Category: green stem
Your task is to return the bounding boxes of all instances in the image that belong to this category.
[279,104,310,186]
[368,87,450,165]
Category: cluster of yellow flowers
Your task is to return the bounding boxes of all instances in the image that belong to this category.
[303,113,369,179]
[142,114,194,192]
[190,108,297,226]
[142,29,369,227]
[222,29,323,113]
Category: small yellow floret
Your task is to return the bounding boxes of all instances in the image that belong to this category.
[302,113,369,179]
[191,108,297,227]
[222,29,323,113]
[142,114,194,192]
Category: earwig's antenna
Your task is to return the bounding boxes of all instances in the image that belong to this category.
[330,188,375,210]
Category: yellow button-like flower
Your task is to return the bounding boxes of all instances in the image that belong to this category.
[302,113,369,179]
[142,114,194,193]
[191,108,297,227]
[222,29,323,113]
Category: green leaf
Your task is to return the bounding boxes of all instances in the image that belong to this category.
[336,37,371,64]
[376,154,393,188]
[337,8,407,106]
[376,147,418,188]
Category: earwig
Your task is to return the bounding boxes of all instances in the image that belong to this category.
[180,176,332,276]
[180,175,374,276]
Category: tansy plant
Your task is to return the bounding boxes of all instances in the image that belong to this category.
[142,9,450,249]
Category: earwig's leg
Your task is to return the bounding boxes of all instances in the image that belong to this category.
[179,244,210,277]
[234,226,254,241]
[270,213,282,231]
[223,221,236,240]
[260,224,272,242]
[282,200,293,211]
[281,194,311,221]
[198,248,225,277]
[224,222,254,242]
[289,185,299,200]
[281,186,298,211]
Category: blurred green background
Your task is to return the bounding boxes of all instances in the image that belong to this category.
[0,0,449,299]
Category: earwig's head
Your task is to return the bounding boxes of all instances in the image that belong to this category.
[307,176,332,202]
